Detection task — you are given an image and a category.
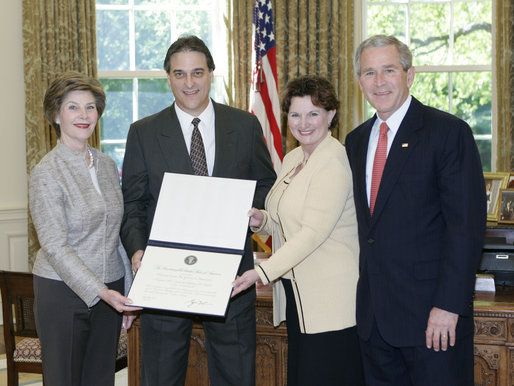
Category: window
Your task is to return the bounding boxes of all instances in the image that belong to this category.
[96,0,227,172]
[361,0,493,171]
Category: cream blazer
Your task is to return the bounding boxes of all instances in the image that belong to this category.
[254,134,359,334]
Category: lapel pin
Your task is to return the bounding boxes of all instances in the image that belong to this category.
[402,143,409,148]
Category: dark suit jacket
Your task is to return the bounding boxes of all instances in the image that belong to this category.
[345,97,486,347]
[120,101,276,274]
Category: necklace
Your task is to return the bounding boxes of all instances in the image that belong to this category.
[87,146,94,169]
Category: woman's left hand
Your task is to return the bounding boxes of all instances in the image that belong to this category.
[231,269,260,297]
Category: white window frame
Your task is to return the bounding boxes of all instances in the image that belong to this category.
[96,0,228,150]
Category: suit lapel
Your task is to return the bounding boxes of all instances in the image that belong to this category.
[370,98,423,224]
[354,120,374,225]
[157,104,195,173]
[212,101,236,177]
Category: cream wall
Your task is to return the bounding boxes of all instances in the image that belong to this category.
[0,1,29,272]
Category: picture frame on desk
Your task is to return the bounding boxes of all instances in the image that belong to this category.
[484,172,510,222]
[498,189,514,224]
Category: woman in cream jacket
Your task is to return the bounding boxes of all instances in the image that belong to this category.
[232,75,363,385]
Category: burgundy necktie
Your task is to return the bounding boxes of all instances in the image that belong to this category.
[370,122,389,215]
[190,118,208,176]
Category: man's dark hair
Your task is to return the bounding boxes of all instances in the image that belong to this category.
[163,35,215,74]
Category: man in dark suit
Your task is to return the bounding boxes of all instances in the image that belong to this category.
[345,35,486,385]
[120,35,276,385]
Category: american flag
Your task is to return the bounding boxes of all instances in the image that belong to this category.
[250,0,282,174]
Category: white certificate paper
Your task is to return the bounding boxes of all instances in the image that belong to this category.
[127,246,242,315]
[150,173,256,251]
[127,173,257,317]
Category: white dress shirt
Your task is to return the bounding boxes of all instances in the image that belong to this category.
[175,100,216,176]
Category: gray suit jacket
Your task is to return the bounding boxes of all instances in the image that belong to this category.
[30,142,131,306]
[120,101,276,273]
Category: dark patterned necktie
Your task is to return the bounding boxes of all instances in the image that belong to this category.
[190,117,208,176]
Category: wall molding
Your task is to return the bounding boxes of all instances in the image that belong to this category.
[0,206,28,272]
[0,207,28,223]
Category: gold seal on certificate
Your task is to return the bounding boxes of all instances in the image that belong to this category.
[184,255,197,265]
[127,173,256,317]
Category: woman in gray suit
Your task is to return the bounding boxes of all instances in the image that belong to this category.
[29,72,139,386]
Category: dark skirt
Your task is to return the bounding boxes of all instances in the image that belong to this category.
[282,279,364,386]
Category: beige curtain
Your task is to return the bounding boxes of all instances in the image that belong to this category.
[23,0,99,267]
[496,0,513,171]
[506,0,514,171]
[228,0,354,153]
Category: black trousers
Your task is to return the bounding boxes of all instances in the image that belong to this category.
[140,286,256,386]
[33,275,123,386]
[282,279,364,386]
[359,319,474,385]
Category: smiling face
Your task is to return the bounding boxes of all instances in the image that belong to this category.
[357,44,415,121]
[56,90,98,151]
[288,95,336,158]
[167,50,214,116]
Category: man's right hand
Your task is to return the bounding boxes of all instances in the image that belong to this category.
[131,249,144,272]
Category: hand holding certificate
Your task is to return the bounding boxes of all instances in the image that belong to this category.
[127,173,256,317]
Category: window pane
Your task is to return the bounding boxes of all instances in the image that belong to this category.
[101,142,125,176]
[366,4,407,39]
[135,0,209,4]
[410,3,450,65]
[138,78,173,118]
[97,10,130,71]
[135,10,171,70]
[134,0,172,4]
[475,139,491,172]
[100,79,133,172]
[412,72,449,112]
[212,75,227,105]
[176,10,211,45]
[97,0,127,4]
[452,72,492,135]
[100,79,133,141]
[180,0,208,4]
[364,100,374,120]
[453,1,492,65]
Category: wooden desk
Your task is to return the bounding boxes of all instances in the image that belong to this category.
[128,286,514,386]
[127,283,287,386]
[474,286,514,385]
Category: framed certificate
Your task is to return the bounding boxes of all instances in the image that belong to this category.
[127,173,256,317]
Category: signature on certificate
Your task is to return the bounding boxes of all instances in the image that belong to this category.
[185,298,211,308]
